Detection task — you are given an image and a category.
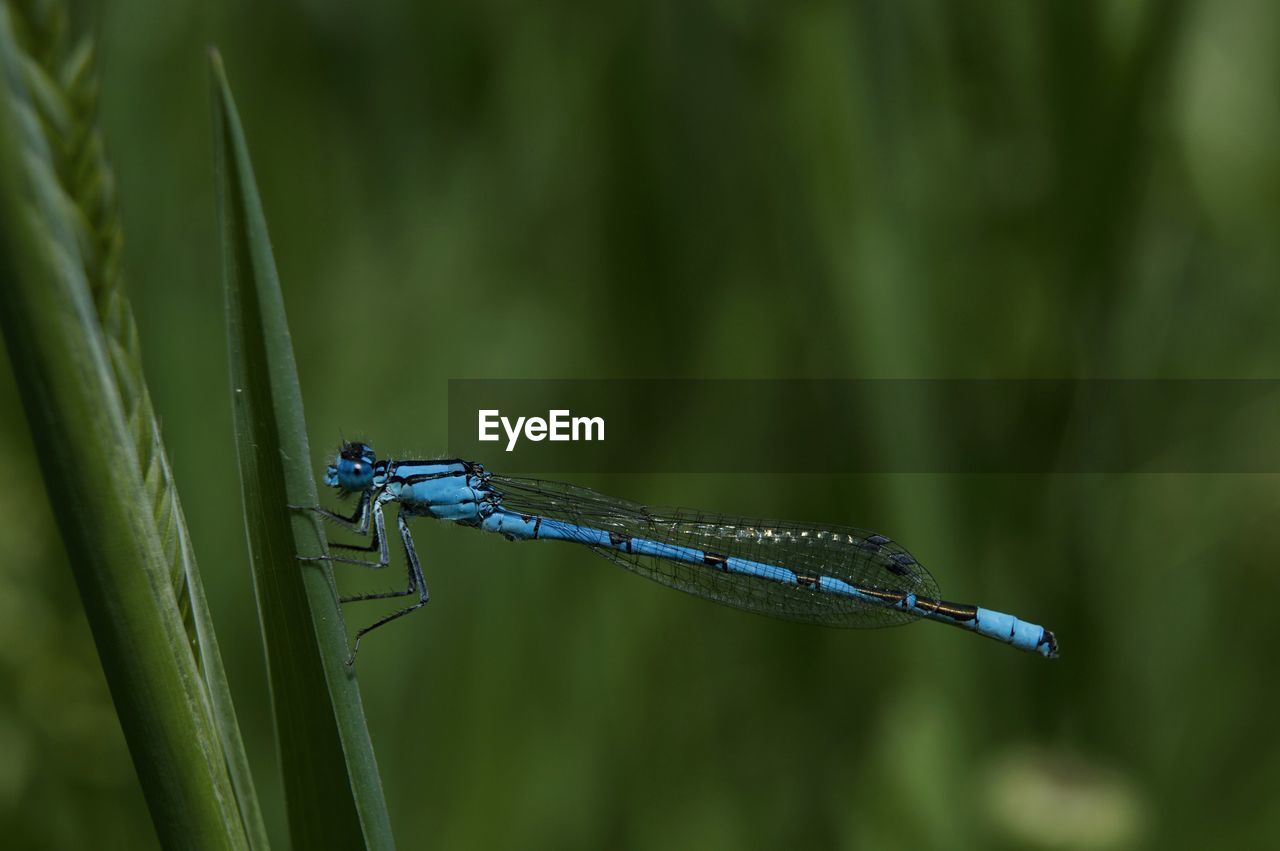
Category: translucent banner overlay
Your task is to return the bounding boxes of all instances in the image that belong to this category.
[446,379,1280,474]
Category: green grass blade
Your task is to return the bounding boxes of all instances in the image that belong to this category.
[209,49,395,850]
[18,9,269,843]
[0,8,250,849]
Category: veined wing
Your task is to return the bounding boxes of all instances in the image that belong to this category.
[489,475,940,628]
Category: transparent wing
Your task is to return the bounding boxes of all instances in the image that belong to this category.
[489,475,941,628]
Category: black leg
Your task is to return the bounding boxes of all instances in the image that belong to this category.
[291,491,372,533]
[345,511,430,665]
[340,585,416,603]
[300,497,391,569]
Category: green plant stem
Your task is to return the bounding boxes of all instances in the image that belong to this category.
[19,6,268,844]
[0,7,249,848]
[211,49,395,850]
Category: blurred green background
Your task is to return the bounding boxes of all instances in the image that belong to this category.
[3,0,1279,848]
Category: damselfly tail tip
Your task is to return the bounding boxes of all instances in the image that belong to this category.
[1040,628,1060,659]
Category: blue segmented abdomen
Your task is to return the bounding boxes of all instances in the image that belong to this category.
[481,512,801,584]
[477,505,1057,657]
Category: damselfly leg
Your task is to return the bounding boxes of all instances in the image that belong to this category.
[342,512,430,664]
[293,495,431,664]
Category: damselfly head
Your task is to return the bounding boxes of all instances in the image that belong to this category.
[326,441,378,492]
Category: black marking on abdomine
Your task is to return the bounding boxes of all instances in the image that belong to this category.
[858,586,906,605]
[703,552,728,570]
[796,574,818,587]
[913,598,978,622]
[608,531,633,552]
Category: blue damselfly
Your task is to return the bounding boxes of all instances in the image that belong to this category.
[299,442,1058,663]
